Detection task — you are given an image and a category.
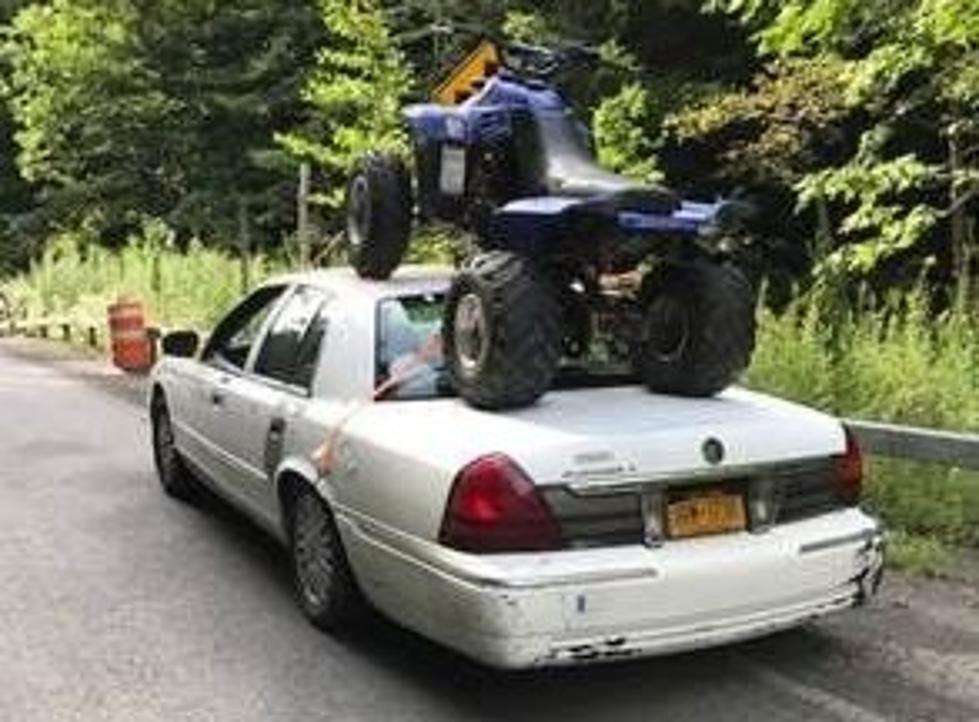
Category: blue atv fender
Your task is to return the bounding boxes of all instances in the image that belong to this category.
[486,196,732,257]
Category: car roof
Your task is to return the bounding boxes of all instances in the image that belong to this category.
[263,265,454,301]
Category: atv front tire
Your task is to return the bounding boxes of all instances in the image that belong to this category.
[345,153,412,280]
[637,261,756,397]
[444,252,562,410]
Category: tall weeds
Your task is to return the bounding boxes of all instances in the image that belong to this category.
[746,289,978,432]
[1,221,285,328]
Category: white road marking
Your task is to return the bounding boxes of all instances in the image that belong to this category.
[736,655,891,722]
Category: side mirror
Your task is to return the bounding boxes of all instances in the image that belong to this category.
[162,330,200,358]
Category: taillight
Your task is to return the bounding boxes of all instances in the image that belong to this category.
[833,428,863,505]
[439,453,562,553]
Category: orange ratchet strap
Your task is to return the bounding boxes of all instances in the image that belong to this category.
[313,334,442,476]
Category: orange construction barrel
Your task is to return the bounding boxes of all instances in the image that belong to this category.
[107,299,152,372]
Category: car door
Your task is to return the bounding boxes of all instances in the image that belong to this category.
[190,284,289,505]
[215,285,331,522]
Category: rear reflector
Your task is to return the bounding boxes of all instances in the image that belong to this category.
[833,428,863,505]
[439,453,562,553]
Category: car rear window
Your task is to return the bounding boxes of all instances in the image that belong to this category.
[375,293,637,401]
[376,295,448,400]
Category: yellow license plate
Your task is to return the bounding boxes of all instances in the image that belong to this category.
[666,492,746,539]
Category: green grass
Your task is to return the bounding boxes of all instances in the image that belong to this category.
[887,531,954,576]
[0,221,463,329]
[745,291,979,432]
[867,458,979,547]
[1,222,286,329]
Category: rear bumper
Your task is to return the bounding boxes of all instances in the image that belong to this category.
[340,508,884,669]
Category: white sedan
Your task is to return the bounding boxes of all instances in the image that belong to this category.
[149,267,884,669]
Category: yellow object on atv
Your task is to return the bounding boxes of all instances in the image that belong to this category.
[433,39,501,105]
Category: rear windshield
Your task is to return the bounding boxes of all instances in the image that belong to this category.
[375,294,637,401]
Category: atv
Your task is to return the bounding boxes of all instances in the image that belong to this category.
[345,39,756,410]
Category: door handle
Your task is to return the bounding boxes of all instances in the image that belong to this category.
[264,417,287,477]
[211,373,232,407]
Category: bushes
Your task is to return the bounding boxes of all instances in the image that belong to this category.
[746,289,978,431]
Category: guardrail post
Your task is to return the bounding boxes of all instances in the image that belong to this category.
[88,326,98,349]
[62,323,71,342]
[39,324,48,339]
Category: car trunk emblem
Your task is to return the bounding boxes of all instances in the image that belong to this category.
[702,437,725,465]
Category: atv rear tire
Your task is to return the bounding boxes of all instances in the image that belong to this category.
[637,261,756,397]
[345,153,412,280]
[444,252,562,410]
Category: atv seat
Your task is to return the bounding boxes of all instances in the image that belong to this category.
[530,110,679,215]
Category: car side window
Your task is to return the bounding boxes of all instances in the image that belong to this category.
[203,285,287,370]
[253,286,330,390]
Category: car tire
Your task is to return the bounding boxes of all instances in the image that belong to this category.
[637,260,756,397]
[345,153,412,280]
[443,251,563,410]
[288,485,365,632]
[151,397,199,502]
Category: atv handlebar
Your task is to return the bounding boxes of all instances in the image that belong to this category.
[395,22,601,81]
[498,40,602,80]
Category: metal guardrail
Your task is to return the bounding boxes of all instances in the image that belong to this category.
[845,419,979,470]
[4,317,164,369]
[6,317,103,347]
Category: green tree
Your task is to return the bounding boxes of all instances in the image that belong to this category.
[2,0,323,249]
[661,56,856,282]
[145,0,323,246]
[709,0,979,298]
[3,0,183,241]
[0,0,37,275]
[279,0,412,212]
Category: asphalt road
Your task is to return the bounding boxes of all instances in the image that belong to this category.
[2,338,979,722]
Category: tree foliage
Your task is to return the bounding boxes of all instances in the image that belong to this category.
[0,0,35,274]
[147,0,324,244]
[594,82,663,183]
[1,0,321,249]
[0,0,973,303]
[3,1,182,237]
[278,0,411,211]
[705,0,979,294]
[665,56,854,187]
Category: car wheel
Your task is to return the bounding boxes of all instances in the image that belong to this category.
[443,251,562,410]
[637,260,756,397]
[288,485,364,632]
[345,153,412,280]
[151,398,198,502]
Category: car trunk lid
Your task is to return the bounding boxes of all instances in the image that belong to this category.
[370,385,845,488]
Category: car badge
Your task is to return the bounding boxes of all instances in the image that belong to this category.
[702,437,725,465]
